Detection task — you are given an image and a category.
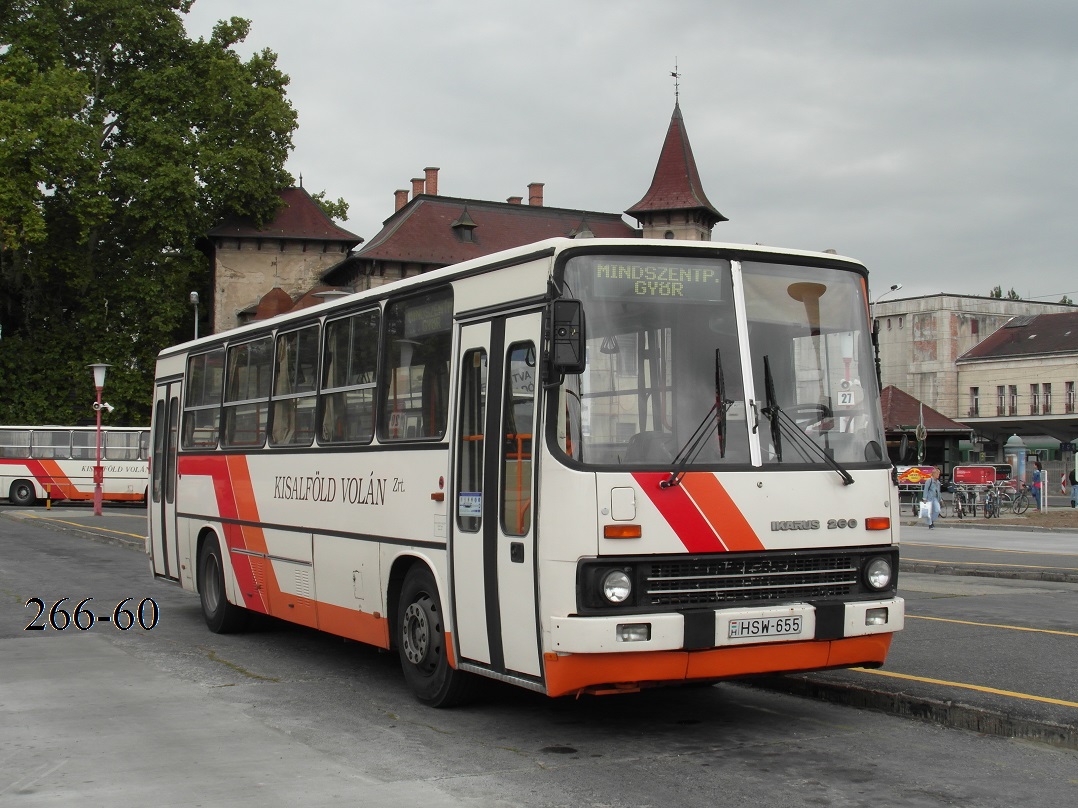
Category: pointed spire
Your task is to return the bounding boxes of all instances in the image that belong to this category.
[626,102,726,239]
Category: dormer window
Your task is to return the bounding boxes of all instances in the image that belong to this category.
[451,206,478,243]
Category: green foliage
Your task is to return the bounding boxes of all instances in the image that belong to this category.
[0,0,298,425]
[310,191,350,222]
[988,285,1021,300]
[1061,295,1074,305]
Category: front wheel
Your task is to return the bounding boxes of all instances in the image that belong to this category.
[1013,494,1029,514]
[198,534,248,633]
[397,565,477,707]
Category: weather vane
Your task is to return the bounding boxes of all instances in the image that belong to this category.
[671,60,680,101]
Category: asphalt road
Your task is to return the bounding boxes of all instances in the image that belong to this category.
[4,505,1078,807]
[4,503,1077,749]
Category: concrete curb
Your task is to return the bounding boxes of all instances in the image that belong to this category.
[743,675,1078,751]
[901,560,1078,584]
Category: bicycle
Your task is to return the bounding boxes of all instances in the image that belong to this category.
[1012,483,1031,514]
[982,485,999,518]
[994,481,1015,513]
[950,484,971,519]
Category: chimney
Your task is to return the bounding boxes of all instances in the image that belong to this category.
[411,177,425,198]
[424,167,439,196]
[528,182,544,206]
[394,189,409,211]
[507,196,523,205]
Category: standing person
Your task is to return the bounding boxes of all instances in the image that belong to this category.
[1031,460,1043,511]
[922,467,942,528]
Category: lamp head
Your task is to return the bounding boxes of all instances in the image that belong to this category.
[189,291,199,305]
[88,362,111,388]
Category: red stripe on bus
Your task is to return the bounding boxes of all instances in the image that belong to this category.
[679,474,764,551]
[177,454,272,614]
[632,472,728,552]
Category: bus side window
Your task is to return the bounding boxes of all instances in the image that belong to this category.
[379,288,453,442]
[183,349,224,449]
[222,336,272,448]
[320,309,378,444]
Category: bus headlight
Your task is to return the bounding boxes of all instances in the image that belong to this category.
[601,569,633,604]
[864,557,892,591]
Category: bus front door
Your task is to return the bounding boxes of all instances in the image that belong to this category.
[149,381,181,582]
[451,314,542,681]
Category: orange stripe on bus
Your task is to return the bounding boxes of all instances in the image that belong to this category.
[680,474,764,551]
[543,635,892,697]
[316,601,391,649]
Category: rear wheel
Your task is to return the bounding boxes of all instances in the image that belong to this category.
[397,565,477,707]
[9,480,36,507]
[198,534,248,633]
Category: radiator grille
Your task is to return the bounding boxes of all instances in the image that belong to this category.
[644,553,859,607]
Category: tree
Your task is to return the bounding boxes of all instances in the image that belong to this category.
[311,191,349,222]
[1060,295,1073,305]
[0,1,298,426]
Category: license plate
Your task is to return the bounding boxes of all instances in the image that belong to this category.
[728,615,803,639]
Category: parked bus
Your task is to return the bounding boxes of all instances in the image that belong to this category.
[149,238,904,705]
[1,425,149,505]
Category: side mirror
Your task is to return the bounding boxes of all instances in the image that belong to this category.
[550,299,586,374]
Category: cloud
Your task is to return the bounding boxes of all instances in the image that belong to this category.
[183,0,1078,302]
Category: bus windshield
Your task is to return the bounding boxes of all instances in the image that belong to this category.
[556,253,886,469]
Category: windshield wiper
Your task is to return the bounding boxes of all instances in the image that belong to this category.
[661,349,731,489]
[761,355,782,461]
[760,355,854,486]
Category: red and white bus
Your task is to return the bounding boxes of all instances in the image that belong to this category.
[1,425,149,505]
[148,238,904,705]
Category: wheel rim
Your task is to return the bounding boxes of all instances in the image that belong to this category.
[402,596,436,672]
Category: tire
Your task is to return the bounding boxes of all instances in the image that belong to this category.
[198,534,248,634]
[1014,494,1029,515]
[397,565,477,707]
[9,480,37,507]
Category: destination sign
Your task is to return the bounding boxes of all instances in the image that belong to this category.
[591,261,725,300]
[403,295,453,338]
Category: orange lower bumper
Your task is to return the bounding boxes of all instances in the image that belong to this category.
[542,634,893,697]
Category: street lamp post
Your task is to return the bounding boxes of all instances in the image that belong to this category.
[88,363,111,516]
[189,291,200,339]
[871,283,903,390]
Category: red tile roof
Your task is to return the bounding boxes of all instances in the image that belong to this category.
[625,102,726,223]
[957,310,1078,361]
[208,187,363,245]
[881,386,971,433]
[351,195,637,266]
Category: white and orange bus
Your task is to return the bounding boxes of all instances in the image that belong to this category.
[1,425,149,506]
[148,238,903,705]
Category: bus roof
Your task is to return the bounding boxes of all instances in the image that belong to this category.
[164,237,866,357]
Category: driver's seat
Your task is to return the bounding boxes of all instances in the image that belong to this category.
[624,431,674,463]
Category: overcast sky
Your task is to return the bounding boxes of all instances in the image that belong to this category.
[182,0,1078,303]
